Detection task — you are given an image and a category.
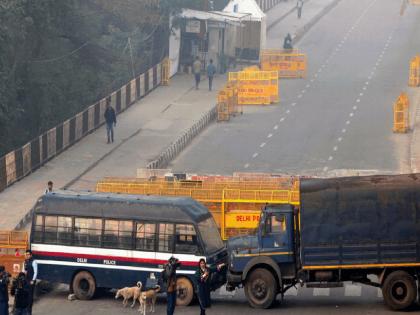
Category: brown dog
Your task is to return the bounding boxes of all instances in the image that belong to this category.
[138,285,160,314]
[115,281,142,308]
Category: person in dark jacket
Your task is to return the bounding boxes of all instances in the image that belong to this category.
[104,102,117,143]
[11,273,30,315]
[161,257,180,315]
[283,33,293,50]
[0,266,10,315]
[195,259,225,315]
[23,250,37,315]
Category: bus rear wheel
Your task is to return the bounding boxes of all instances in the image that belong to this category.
[382,270,417,310]
[72,271,96,300]
[176,277,194,306]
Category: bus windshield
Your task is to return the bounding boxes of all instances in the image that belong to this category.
[198,217,224,254]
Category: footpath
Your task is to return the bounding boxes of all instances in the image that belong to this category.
[0,0,342,231]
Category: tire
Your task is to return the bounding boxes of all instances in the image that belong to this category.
[176,277,194,306]
[382,270,417,310]
[244,268,277,309]
[72,271,96,300]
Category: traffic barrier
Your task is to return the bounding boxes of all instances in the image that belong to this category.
[217,89,230,122]
[393,93,410,133]
[97,175,300,240]
[0,231,28,277]
[409,55,420,87]
[161,58,171,86]
[409,0,420,4]
[260,49,307,78]
[0,59,165,193]
[228,70,279,105]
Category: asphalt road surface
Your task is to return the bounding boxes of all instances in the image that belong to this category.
[171,0,420,176]
[33,283,419,315]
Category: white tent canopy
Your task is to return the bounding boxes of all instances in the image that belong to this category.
[223,0,266,21]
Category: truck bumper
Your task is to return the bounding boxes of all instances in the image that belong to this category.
[227,270,242,286]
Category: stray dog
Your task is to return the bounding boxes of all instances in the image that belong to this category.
[139,285,160,314]
[115,281,142,308]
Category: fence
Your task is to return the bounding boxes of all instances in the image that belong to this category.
[0,231,28,277]
[260,49,307,78]
[393,92,409,133]
[0,60,164,193]
[228,70,279,105]
[256,0,285,12]
[409,55,420,87]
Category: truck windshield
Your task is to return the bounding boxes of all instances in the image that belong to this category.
[198,217,225,254]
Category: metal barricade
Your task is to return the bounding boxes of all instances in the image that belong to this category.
[393,93,409,133]
[0,231,28,277]
[161,58,171,86]
[228,70,279,105]
[217,88,230,122]
[409,55,420,87]
[260,49,307,79]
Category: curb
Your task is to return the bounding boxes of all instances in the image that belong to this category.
[292,0,343,44]
[146,106,217,169]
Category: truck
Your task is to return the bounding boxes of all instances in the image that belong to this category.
[225,173,420,310]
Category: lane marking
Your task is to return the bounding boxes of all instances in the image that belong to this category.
[313,288,330,296]
[323,166,329,172]
[328,156,333,161]
[244,163,249,169]
[302,90,306,94]
[252,152,259,158]
[346,120,350,125]
[298,94,303,98]
[342,129,346,133]
[356,99,361,103]
[273,125,278,130]
[260,142,266,148]
[349,113,354,117]
[285,288,298,296]
[359,93,363,96]
[291,102,297,106]
[286,110,290,114]
[306,84,310,88]
[338,137,343,142]
[280,117,285,122]
[333,146,338,151]
[344,284,362,297]
[353,106,357,110]
[267,133,273,138]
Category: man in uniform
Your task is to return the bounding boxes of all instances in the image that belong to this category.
[23,250,37,315]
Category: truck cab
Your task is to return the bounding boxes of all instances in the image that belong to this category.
[226,204,297,308]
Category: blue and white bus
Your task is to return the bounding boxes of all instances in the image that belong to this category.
[30,190,227,305]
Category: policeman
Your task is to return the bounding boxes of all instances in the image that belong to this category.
[11,273,30,315]
[0,265,10,315]
[23,250,37,315]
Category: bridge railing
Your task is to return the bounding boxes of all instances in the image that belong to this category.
[0,60,164,193]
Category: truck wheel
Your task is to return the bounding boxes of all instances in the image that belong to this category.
[245,268,277,309]
[72,271,96,300]
[382,270,417,310]
[176,277,194,306]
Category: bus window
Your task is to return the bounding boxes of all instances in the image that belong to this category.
[74,218,102,246]
[33,215,44,243]
[104,220,133,249]
[158,223,174,253]
[135,223,156,251]
[175,224,198,254]
[44,216,72,244]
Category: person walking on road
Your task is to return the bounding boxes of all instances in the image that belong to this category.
[207,59,216,91]
[11,273,30,315]
[195,259,225,315]
[23,250,37,315]
[193,56,202,90]
[104,101,116,144]
[0,266,10,315]
[297,0,303,19]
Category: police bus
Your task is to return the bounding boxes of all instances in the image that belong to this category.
[30,190,227,305]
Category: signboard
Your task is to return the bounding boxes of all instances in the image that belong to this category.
[186,20,201,33]
[225,211,261,229]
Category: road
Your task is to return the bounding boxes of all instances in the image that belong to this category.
[33,283,418,315]
[171,0,420,176]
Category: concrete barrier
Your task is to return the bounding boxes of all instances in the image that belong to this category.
[147,106,217,169]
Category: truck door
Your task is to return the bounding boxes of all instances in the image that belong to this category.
[260,212,294,261]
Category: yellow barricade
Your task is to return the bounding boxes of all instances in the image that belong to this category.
[409,55,420,87]
[0,231,28,277]
[229,70,279,105]
[260,49,307,79]
[161,58,171,86]
[393,93,409,133]
[217,89,230,122]
[409,0,420,4]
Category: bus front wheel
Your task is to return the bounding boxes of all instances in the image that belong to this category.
[176,277,194,306]
[72,271,96,300]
